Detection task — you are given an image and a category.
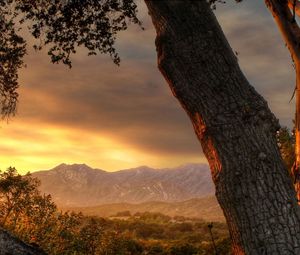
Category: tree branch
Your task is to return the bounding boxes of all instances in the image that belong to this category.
[288,0,300,19]
[265,0,300,63]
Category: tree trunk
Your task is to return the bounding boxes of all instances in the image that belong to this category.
[145,0,300,254]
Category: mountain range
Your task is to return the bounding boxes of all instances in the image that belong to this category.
[32,163,215,207]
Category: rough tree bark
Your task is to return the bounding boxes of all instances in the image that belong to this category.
[145,0,300,254]
[268,0,300,202]
[0,227,46,255]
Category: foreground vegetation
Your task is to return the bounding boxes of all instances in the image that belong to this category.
[0,127,294,254]
[0,167,230,254]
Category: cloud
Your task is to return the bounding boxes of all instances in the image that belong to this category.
[0,0,295,172]
[14,5,202,163]
[0,121,205,173]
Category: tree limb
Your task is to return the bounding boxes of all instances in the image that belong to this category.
[288,0,300,18]
[265,0,300,63]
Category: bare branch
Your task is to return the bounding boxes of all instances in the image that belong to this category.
[288,0,300,18]
[265,0,300,63]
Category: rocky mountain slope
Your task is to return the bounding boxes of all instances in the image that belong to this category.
[33,163,214,207]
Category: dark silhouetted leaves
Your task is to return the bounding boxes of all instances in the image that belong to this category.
[0,0,141,117]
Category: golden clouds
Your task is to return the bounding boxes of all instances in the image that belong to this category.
[0,120,205,173]
[0,0,295,173]
[0,0,204,173]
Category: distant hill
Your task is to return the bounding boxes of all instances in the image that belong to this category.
[65,196,225,222]
[32,163,215,207]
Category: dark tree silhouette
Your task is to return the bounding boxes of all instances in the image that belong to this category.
[0,0,141,117]
[0,10,26,117]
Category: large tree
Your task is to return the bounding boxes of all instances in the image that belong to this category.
[1,0,300,254]
[145,1,300,253]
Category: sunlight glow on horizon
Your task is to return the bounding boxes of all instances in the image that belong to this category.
[0,1,293,175]
[0,120,206,174]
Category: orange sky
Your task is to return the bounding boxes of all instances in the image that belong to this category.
[0,1,296,173]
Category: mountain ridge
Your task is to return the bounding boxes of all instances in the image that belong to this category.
[32,163,215,207]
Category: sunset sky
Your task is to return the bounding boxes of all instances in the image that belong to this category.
[0,0,296,173]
